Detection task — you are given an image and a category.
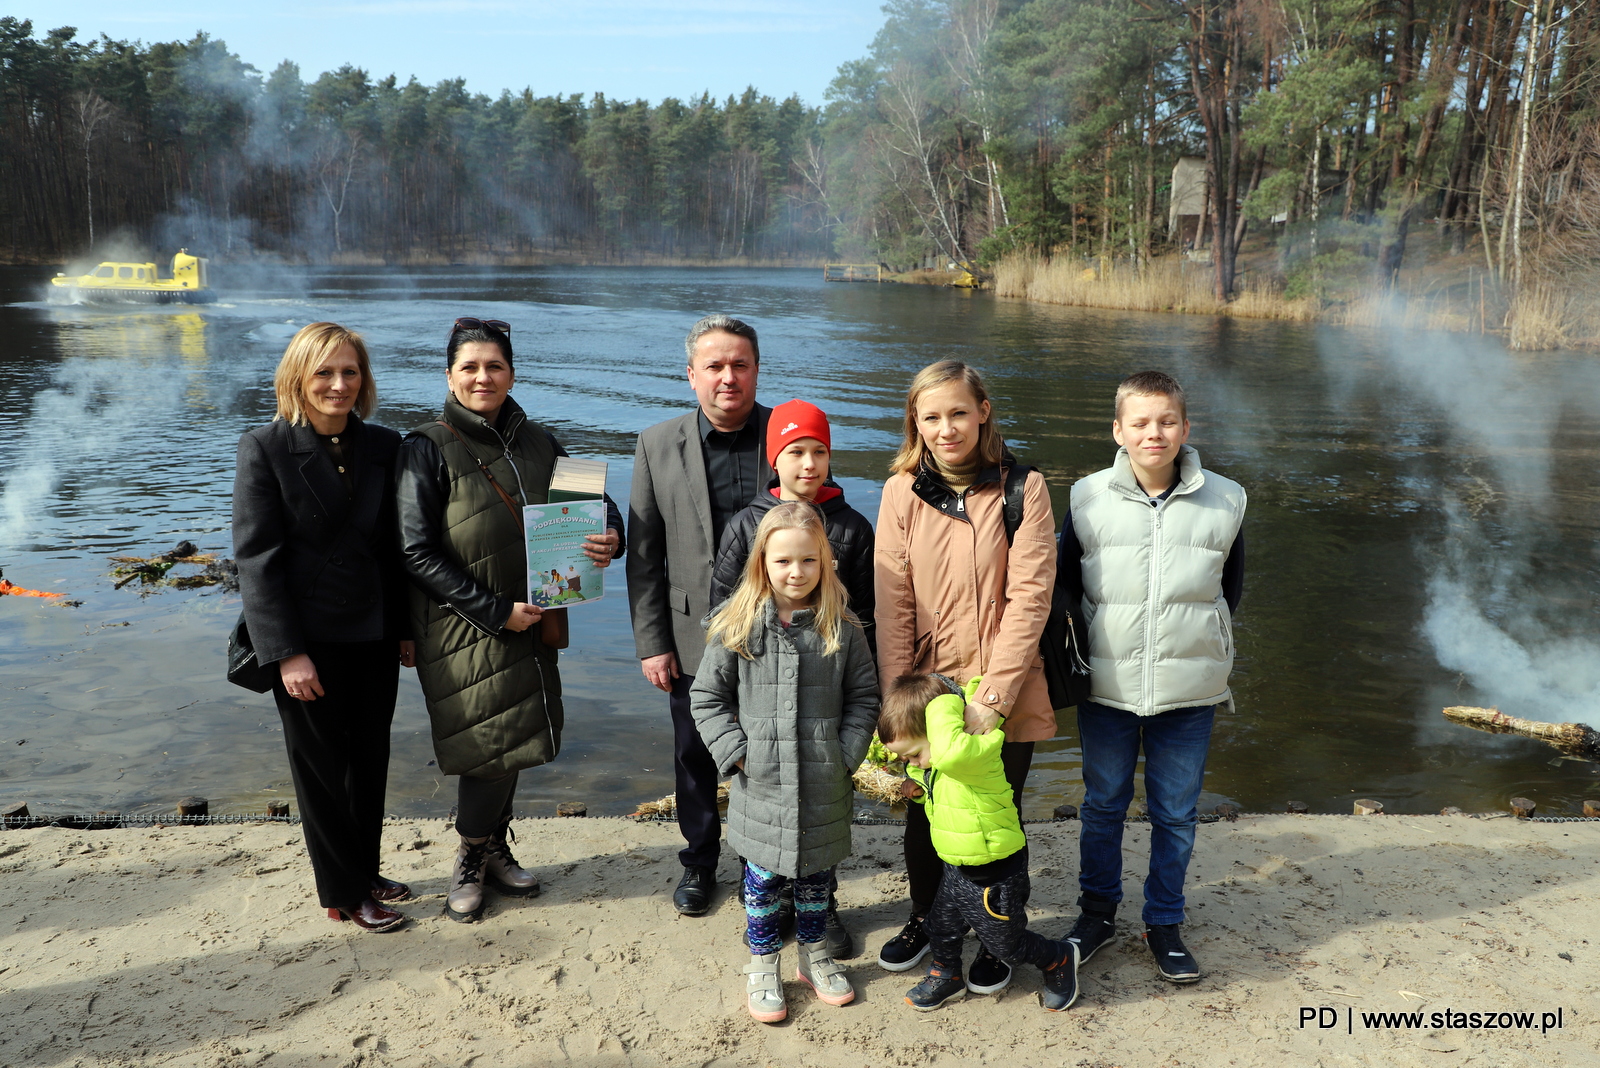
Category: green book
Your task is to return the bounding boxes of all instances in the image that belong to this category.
[546,455,606,503]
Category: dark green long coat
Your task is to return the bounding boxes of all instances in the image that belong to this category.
[397,395,561,778]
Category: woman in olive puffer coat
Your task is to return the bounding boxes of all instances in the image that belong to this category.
[396,318,624,923]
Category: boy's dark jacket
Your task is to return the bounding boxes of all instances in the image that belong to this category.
[709,477,875,652]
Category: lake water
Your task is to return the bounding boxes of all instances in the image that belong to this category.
[2,264,1597,819]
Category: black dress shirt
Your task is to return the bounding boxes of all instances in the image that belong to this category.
[698,408,763,548]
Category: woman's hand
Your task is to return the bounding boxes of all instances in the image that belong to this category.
[504,602,543,632]
[583,529,621,568]
[963,701,1002,735]
[398,641,416,668]
[279,653,324,702]
[900,778,924,800]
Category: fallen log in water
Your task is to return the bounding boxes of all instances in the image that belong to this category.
[1442,706,1600,758]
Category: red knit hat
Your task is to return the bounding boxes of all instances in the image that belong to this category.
[767,399,831,467]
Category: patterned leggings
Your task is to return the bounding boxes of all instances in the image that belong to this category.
[744,861,831,956]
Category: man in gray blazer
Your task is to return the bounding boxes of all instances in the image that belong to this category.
[628,314,771,915]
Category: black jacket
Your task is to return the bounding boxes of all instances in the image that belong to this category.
[709,478,876,652]
[232,415,408,666]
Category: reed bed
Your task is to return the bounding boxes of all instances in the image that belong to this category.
[991,251,1600,350]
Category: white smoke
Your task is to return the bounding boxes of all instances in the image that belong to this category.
[1322,320,1600,728]
[1424,570,1600,724]
[0,329,198,550]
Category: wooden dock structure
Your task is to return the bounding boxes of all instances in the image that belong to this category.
[823,263,882,283]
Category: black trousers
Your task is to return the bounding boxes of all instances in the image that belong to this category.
[670,671,722,868]
[457,771,519,838]
[905,740,1034,916]
[926,864,1061,971]
[273,639,398,909]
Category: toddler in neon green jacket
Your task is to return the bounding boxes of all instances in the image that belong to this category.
[878,673,1079,1012]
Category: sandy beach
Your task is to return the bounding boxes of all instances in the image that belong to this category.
[1,814,1595,1067]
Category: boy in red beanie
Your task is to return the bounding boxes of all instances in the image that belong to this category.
[710,400,875,642]
[710,398,877,961]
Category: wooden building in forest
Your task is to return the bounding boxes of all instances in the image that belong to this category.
[1169,157,1210,250]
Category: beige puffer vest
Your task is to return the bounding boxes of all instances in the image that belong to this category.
[1070,446,1246,716]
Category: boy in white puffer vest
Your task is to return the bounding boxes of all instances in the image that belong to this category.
[1056,371,1246,984]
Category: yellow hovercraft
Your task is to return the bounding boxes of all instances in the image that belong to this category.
[50,250,216,304]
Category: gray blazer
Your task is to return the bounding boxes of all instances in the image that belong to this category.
[626,405,771,675]
[690,604,880,878]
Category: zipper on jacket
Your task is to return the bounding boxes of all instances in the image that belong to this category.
[485,419,530,506]
[1144,499,1162,710]
[439,602,499,637]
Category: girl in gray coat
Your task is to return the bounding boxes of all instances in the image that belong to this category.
[692,502,879,1023]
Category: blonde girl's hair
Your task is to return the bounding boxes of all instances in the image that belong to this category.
[705,501,853,659]
[888,359,1005,475]
[272,322,376,425]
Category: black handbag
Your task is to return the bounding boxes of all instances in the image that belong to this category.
[1001,464,1092,711]
[226,612,277,693]
[1040,584,1092,711]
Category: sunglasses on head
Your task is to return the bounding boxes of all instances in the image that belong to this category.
[452,317,511,336]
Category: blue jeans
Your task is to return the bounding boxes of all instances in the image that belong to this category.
[1077,700,1215,926]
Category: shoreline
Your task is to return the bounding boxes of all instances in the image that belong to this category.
[1,252,830,270]
[2,815,1594,1066]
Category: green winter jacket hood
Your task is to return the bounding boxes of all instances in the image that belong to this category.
[907,675,1026,867]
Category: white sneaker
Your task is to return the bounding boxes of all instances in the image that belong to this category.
[796,939,855,1006]
[744,952,787,1023]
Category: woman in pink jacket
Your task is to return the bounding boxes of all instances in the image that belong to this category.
[872,360,1057,996]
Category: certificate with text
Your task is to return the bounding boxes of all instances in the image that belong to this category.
[524,500,605,609]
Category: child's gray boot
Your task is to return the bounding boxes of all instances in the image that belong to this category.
[796,940,855,1005]
[744,951,787,1022]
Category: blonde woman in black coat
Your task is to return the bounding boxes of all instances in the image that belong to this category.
[233,322,414,932]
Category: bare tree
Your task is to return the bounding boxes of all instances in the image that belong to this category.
[942,0,1010,236]
[314,131,364,254]
[75,93,114,251]
[879,60,968,264]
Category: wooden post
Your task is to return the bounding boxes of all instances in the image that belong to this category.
[1584,800,1600,818]
[1440,806,1465,816]
[1213,803,1240,821]
[1129,800,1148,819]
[1353,799,1384,815]
[1052,804,1079,820]
[1,801,29,828]
[267,800,290,818]
[1286,800,1309,814]
[556,802,587,817]
[177,796,209,819]
[1509,797,1537,818]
